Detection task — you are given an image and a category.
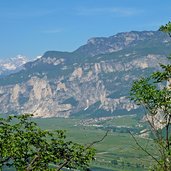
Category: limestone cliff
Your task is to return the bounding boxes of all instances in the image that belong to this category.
[0,31,170,118]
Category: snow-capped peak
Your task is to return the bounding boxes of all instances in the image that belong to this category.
[0,55,28,76]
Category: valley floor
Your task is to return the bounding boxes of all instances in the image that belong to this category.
[34,115,156,171]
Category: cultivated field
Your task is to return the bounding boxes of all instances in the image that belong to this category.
[34,115,157,171]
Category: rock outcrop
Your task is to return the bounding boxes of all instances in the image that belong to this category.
[0,31,170,118]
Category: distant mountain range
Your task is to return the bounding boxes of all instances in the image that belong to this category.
[0,31,170,118]
[0,55,28,77]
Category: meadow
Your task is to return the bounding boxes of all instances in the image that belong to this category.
[34,115,157,171]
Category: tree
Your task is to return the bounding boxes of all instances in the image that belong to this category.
[130,21,171,171]
[0,114,95,171]
[159,21,171,37]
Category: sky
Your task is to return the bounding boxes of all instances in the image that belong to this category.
[0,0,171,59]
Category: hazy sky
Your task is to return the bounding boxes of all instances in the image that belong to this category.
[0,0,171,59]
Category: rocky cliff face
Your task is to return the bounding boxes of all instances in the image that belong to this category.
[0,31,170,118]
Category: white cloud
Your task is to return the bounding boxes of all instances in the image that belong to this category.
[0,9,55,19]
[42,29,63,34]
[76,7,143,17]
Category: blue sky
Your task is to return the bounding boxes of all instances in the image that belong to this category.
[0,0,171,59]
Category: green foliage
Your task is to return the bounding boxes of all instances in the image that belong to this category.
[159,21,171,36]
[130,57,171,170]
[0,114,95,171]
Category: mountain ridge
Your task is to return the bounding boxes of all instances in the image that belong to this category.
[0,30,170,118]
